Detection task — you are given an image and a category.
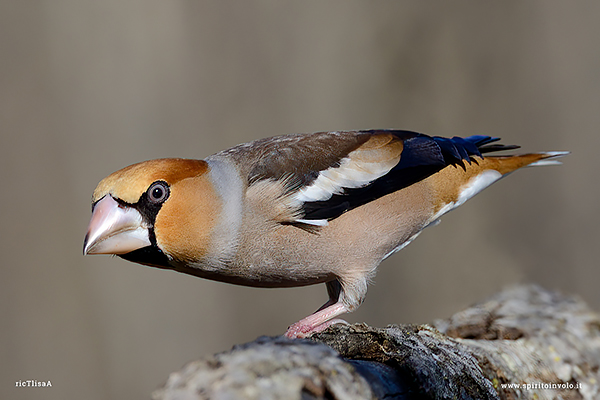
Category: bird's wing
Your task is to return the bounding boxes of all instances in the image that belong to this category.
[235,130,515,226]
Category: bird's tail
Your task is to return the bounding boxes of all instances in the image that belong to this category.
[480,151,569,175]
[525,151,570,167]
[426,150,569,218]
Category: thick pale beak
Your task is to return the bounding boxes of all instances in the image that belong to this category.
[83,195,151,255]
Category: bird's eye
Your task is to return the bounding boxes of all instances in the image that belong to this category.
[147,181,170,204]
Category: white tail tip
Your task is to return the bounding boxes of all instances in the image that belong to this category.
[528,151,570,167]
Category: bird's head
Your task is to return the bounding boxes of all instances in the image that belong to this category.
[83,158,220,268]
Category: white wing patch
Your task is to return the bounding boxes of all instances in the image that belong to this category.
[294,153,400,204]
[294,218,329,226]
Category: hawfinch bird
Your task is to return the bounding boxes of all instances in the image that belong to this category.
[83,130,566,338]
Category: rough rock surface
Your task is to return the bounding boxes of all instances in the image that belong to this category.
[152,336,374,400]
[153,285,600,400]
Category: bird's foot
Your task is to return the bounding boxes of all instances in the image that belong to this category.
[285,318,349,339]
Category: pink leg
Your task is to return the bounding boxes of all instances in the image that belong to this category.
[285,279,366,338]
[285,301,349,338]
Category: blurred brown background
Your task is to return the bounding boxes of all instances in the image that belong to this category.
[1,1,598,399]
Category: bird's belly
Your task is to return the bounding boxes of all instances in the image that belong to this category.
[227,184,436,288]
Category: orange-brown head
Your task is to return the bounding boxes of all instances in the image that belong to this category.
[84,158,220,268]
